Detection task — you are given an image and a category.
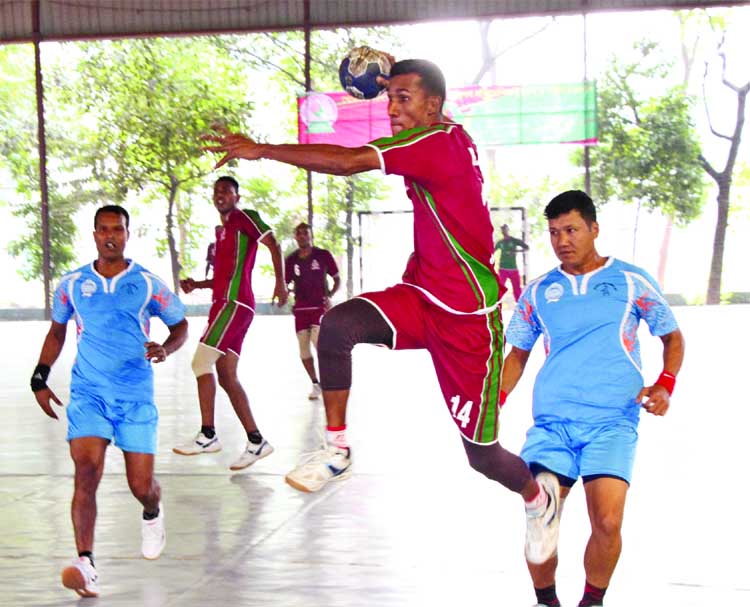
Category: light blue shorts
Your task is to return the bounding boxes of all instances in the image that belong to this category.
[66,388,159,454]
[520,420,639,485]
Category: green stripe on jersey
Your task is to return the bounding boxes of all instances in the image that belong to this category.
[204,301,237,347]
[415,184,500,310]
[227,234,249,301]
[372,123,453,151]
[242,208,271,234]
[475,309,503,443]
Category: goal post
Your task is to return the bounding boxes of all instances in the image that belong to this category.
[356,206,528,294]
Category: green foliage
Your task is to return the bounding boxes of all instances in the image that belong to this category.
[58,37,254,286]
[585,39,706,224]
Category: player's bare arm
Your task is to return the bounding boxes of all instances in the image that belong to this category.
[31,320,67,419]
[638,328,685,416]
[500,346,531,403]
[145,318,189,363]
[203,125,380,176]
[261,232,289,307]
[180,277,212,293]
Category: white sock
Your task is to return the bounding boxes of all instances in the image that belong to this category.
[525,481,547,513]
[326,427,348,450]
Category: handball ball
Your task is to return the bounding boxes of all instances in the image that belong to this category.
[338,46,391,100]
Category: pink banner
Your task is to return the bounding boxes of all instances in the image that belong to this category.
[298,92,389,146]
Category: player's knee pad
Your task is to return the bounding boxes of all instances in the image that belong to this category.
[296,330,313,359]
[191,343,221,377]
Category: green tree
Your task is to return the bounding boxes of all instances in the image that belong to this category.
[0,45,81,285]
[59,37,253,291]
[585,39,706,256]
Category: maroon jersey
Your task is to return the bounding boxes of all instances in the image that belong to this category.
[212,208,271,309]
[285,247,339,310]
[367,123,500,315]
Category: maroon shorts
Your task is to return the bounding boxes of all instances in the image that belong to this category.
[358,284,504,444]
[200,300,254,356]
[293,307,325,333]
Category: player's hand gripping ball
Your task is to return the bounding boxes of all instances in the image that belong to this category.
[338,46,392,100]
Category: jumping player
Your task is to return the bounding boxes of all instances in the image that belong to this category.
[203,58,560,563]
[173,176,288,470]
[502,190,685,607]
[284,222,340,399]
[31,205,188,597]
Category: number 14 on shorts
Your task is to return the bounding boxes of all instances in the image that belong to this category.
[450,395,473,428]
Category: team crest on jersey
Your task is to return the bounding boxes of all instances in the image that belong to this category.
[311,259,320,271]
[544,282,564,303]
[81,279,98,298]
[594,282,617,296]
[294,263,301,277]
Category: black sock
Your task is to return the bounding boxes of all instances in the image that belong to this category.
[578,581,607,606]
[78,551,94,566]
[247,430,263,444]
[201,425,216,439]
[143,508,160,520]
[535,584,561,607]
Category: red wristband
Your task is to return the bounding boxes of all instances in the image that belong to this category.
[499,390,508,406]
[655,371,676,395]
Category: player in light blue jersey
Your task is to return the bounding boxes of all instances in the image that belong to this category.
[502,191,684,607]
[31,205,188,598]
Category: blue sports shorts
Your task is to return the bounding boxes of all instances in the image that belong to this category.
[520,420,639,485]
[66,388,159,454]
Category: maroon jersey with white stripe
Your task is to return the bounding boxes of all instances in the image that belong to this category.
[285,247,339,310]
[212,208,271,309]
[367,123,500,315]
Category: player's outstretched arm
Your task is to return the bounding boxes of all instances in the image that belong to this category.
[638,328,685,416]
[31,321,67,419]
[261,232,289,307]
[203,125,380,176]
[145,318,189,364]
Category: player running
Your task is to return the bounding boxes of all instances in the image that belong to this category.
[502,190,685,607]
[285,222,341,399]
[173,176,288,470]
[31,205,188,597]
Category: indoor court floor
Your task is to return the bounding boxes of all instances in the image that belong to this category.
[2,306,749,606]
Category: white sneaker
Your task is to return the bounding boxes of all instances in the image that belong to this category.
[172,431,222,455]
[229,439,274,471]
[308,382,322,399]
[285,445,352,492]
[141,504,166,560]
[61,556,99,597]
[525,471,561,564]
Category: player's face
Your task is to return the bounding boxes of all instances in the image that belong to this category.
[213,180,240,216]
[294,227,312,248]
[93,212,129,262]
[548,210,599,271]
[386,73,441,134]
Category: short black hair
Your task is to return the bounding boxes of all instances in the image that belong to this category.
[215,175,239,193]
[545,190,597,226]
[294,222,311,232]
[390,59,446,110]
[94,204,130,229]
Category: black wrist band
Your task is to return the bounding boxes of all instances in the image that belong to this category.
[30,363,51,392]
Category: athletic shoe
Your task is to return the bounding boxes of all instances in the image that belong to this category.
[172,431,222,455]
[229,439,274,471]
[285,445,352,492]
[141,504,166,560]
[61,556,99,597]
[525,471,561,565]
[308,382,322,400]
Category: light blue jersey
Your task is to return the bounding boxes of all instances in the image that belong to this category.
[506,257,678,426]
[52,260,186,401]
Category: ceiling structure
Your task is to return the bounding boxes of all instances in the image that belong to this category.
[1,0,744,44]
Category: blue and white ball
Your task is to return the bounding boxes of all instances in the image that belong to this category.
[338,46,391,100]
